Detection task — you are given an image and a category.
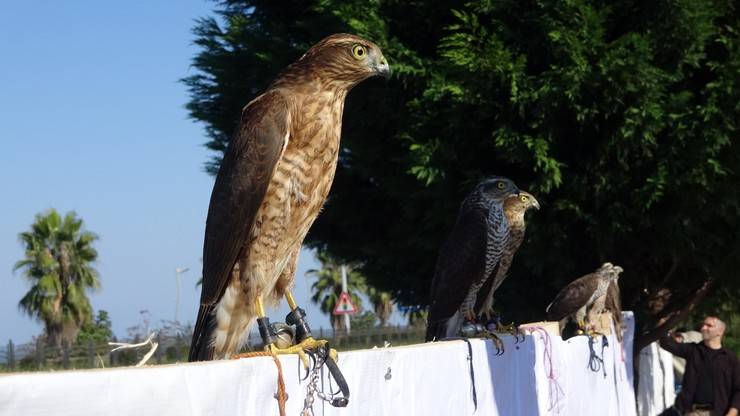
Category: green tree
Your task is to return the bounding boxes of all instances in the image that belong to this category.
[351,311,379,331]
[76,310,114,344]
[306,251,365,333]
[185,1,740,351]
[14,209,101,347]
[367,287,393,327]
[402,306,428,329]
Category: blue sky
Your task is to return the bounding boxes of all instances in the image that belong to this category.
[0,1,399,346]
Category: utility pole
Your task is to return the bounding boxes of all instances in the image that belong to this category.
[341,265,351,335]
[175,267,189,323]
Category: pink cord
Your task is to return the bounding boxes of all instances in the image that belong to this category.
[527,327,565,413]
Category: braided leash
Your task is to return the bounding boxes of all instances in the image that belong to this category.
[233,351,288,416]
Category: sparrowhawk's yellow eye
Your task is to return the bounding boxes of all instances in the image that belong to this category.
[521,195,528,202]
[352,44,367,59]
[497,182,505,189]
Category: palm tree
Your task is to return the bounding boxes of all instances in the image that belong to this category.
[306,251,365,333]
[403,306,428,328]
[367,286,394,327]
[14,209,100,347]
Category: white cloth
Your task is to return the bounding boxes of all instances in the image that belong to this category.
[0,314,637,416]
[637,338,676,416]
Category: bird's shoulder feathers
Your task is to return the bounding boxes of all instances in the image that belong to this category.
[546,272,601,321]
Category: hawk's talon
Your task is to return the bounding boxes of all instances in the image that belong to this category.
[585,330,606,340]
[513,328,525,344]
[485,332,505,355]
[577,319,586,329]
[493,320,523,344]
[266,336,331,369]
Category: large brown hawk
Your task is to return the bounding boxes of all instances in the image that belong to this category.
[425,177,520,342]
[189,34,389,361]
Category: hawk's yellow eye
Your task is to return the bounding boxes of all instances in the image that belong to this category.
[352,44,367,59]
[497,182,505,189]
[520,195,529,202]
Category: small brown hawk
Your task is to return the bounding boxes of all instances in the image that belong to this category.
[189,34,389,361]
[545,262,623,336]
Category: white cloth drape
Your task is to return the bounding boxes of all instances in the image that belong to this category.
[637,339,676,416]
[0,313,637,416]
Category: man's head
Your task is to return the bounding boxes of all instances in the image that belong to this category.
[700,316,726,342]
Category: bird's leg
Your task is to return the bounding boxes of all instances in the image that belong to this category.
[463,307,477,323]
[254,295,312,368]
[281,290,338,367]
[479,295,496,321]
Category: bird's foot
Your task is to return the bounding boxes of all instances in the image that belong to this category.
[585,329,606,340]
[496,321,525,343]
[479,310,523,343]
[267,337,337,369]
[576,319,588,335]
[484,332,505,355]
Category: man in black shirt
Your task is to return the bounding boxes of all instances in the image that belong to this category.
[659,316,740,416]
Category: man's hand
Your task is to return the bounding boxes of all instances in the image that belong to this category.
[657,316,672,335]
[726,407,738,416]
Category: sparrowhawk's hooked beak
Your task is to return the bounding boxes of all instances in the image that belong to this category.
[374,55,390,79]
[531,195,541,210]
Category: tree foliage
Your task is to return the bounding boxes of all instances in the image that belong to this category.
[367,286,394,327]
[76,310,114,344]
[350,311,379,331]
[14,209,101,347]
[185,1,740,347]
[306,251,365,332]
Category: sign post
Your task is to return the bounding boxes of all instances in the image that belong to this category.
[332,265,358,335]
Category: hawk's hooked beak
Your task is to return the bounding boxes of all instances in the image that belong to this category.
[373,55,391,79]
[531,195,541,210]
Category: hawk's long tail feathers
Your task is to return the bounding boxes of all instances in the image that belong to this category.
[425,311,464,342]
[189,304,216,362]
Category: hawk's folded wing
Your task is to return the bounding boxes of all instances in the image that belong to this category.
[199,91,290,306]
[545,273,599,321]
[426,208,488,340]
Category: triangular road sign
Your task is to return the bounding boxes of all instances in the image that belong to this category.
[333,291,357,315]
